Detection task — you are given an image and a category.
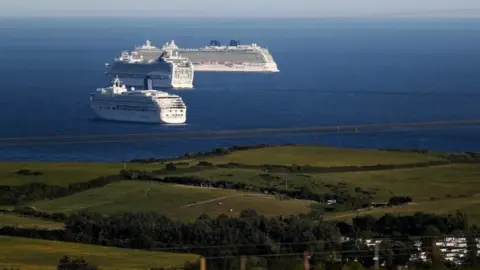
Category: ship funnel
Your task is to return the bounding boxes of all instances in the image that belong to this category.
[144,75,153,90]
[210,40,221,46]
[229,40,240,46]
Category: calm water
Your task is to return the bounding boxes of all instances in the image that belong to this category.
[1,18,480,161]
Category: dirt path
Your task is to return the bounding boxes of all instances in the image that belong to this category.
[180,194,244,208]
[180,193,269,208]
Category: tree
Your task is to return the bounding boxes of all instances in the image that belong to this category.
[421,225,444,269]
[379,240,412,270]
[131,234,154,249]
[352,215,377,237]
[430,245,445,270]
[57,255,71,270]
[165,163,177,171]
[240,209,258,218]
[340,240,371,264]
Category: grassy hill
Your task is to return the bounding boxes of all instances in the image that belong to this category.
[0,236,198,270]
[1,145,480,269]
[311,164,480,201]
[0,213,64,229]
[0,162,157,186]
[325,196,480,223]
[167,164,480,202]
[33,181,313,221]
[201,145,445,166]
[1,145,480,224]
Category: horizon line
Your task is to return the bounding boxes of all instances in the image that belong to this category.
[1,15,480,19]
[1,8,478,19]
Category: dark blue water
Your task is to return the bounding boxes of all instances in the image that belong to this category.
[1,18,480,161]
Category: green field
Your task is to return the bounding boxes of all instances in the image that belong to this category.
[33,181,312,221]
[0,213,64,229]
[172,167,294,189]
[0,236,198,270]
[201,145,445,166]
[168,164,480,202]
[312,164,480,201]
[326,196,480,224]
[1,145,479,223]
[0,162,159,186]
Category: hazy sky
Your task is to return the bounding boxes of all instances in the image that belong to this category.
[1,0,479,18]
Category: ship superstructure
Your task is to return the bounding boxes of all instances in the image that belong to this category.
[121,39,279,73]
[106,44,194,89]
[90,76,187,124]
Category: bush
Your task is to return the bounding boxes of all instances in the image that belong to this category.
[165,163,177,171]
[197,161,214,167]
[15,169,43,176]
[57,256,97,270]
[388,196,412,206]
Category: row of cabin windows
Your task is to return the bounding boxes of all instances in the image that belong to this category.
[201,57,265,63]
[167,114,183,117]
[95,106,184,113]
[96,106,156,112]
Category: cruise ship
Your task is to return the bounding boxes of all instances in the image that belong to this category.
[106,48,194,89]
[114,39,279,73]
[90,76,187,124]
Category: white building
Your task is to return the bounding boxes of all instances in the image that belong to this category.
[340,237,480,265]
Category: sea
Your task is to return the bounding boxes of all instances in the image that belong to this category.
[1,17,480,161]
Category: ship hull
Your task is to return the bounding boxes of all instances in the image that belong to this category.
[113,76,172,89]
[91,107,186,124]
[116,77,193,89]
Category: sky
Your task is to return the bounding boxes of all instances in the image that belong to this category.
[1,0,479,18]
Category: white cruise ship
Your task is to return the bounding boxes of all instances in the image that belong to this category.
[162,40,279,72]
[90,77,187,124]
[111,39,279,74]
[106,47,194,89]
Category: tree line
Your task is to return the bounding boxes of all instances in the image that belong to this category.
[0,175,121,205]
[381,148,480,163]
[153,158,450,175]
[213,160,451,174]
[130,144,480,166]
[1,210,479,269]
[130,144,274,164]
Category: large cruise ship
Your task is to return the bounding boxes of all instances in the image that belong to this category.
[115,39,279,73]
[105,48,194,89]
[90,76,187,124]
